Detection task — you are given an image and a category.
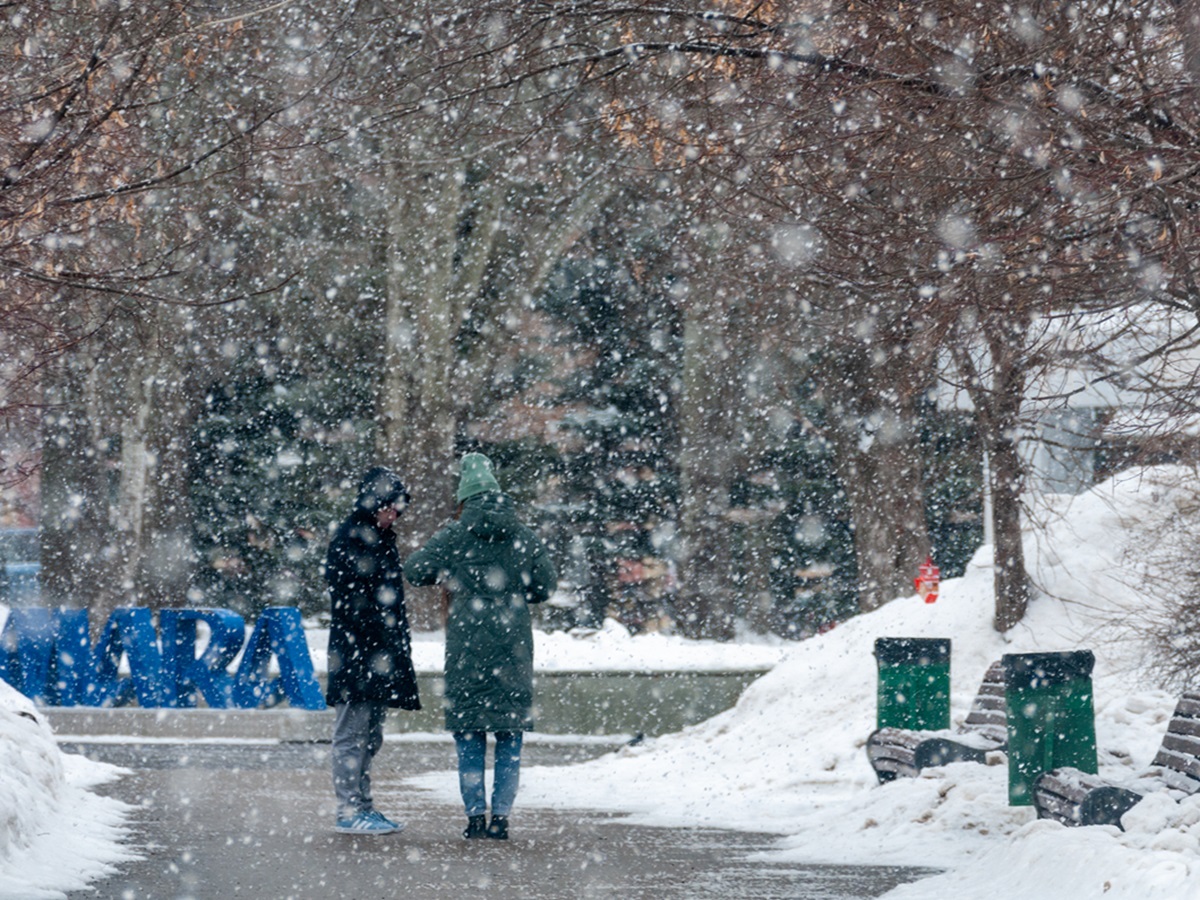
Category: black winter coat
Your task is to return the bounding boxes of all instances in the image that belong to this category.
[324,509,421,708]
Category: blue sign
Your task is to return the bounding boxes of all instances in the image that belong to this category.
[0,606,326,710]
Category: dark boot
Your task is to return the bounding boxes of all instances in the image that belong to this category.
[486,815,508,840]
[462,814,488,839]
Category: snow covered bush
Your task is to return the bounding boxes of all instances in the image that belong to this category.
[1112,465,1200,691]
[0,682,63,864]
[0,680,135,898]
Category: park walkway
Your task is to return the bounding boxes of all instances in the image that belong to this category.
[57,737,937,900]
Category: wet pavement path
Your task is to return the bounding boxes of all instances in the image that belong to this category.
[61,740,938,900]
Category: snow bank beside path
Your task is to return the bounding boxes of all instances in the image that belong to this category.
[503,466,1200,900]
[0,682,136,900]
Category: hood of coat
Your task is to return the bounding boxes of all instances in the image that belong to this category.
[355,466,410,514]
[461,492,518,542]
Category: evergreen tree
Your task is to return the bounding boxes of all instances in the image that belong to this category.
[189,343,376,619]
[540,242,682,631]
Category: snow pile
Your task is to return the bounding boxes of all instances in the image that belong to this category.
[480,466,1200,899]
[0,681,135,899]
[307,611,789,675]
[531,617,788,673]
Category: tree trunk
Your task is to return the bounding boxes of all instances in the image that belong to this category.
[378,165,466,627]
[41,355,112,620]
[130,339,196,611]
[675,303,742,640]
[956,317,1033,632]
[985,344,1031,631]
[808,336,934,614]
[730,513,775,634]
[989,429,1029,631]
[41,312,197,633]
[829,416,931,612]
[376,153,615,627]
[1182,0,1200,81]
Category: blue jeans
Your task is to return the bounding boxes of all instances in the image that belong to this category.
[453,731,523,817]
[332,702,387,819]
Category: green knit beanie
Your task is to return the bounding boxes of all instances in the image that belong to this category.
[456,452,501,502]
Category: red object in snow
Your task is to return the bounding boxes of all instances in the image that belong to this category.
[914,556,940,604]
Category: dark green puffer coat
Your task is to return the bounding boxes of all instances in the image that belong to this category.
[405,492,557,732]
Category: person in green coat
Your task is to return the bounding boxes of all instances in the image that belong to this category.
[405,453,557,841]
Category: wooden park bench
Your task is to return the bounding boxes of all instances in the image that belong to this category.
[1032,691,1200,829]
[867,660,1007,783]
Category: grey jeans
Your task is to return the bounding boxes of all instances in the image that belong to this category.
[331,701,388,819]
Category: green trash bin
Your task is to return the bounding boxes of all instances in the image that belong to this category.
[874,637,951,731]
[1003,650,1097,806]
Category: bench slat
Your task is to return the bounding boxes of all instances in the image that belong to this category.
[1036,791,1085,826]
[1152,747,1200,785]
[1160,731,1200,758]
[869,750,918,767]
[1036,769,1108,799]
[1147,759,1200,795]
[964,712,1005,729]
[1166,718,1200,740]
[963,664,1007,731]
[1171,694,1200,719]
[869,728,927,751]
[967,724,1007,746]
[1034,766,1144,828]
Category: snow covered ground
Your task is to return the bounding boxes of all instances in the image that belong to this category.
[3,465,1200,898]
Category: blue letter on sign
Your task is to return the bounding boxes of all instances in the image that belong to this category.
[232,607,325,710]
[0,608,56,703]
[0,607,99,705]
[93,608,167,707]
[160,608,246,708]
[48,607,94,706]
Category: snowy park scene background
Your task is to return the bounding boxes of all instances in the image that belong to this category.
[5,466,1200,898]
[7,3,1200,898]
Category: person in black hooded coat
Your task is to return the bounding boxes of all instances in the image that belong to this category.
[325,466,420,835]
